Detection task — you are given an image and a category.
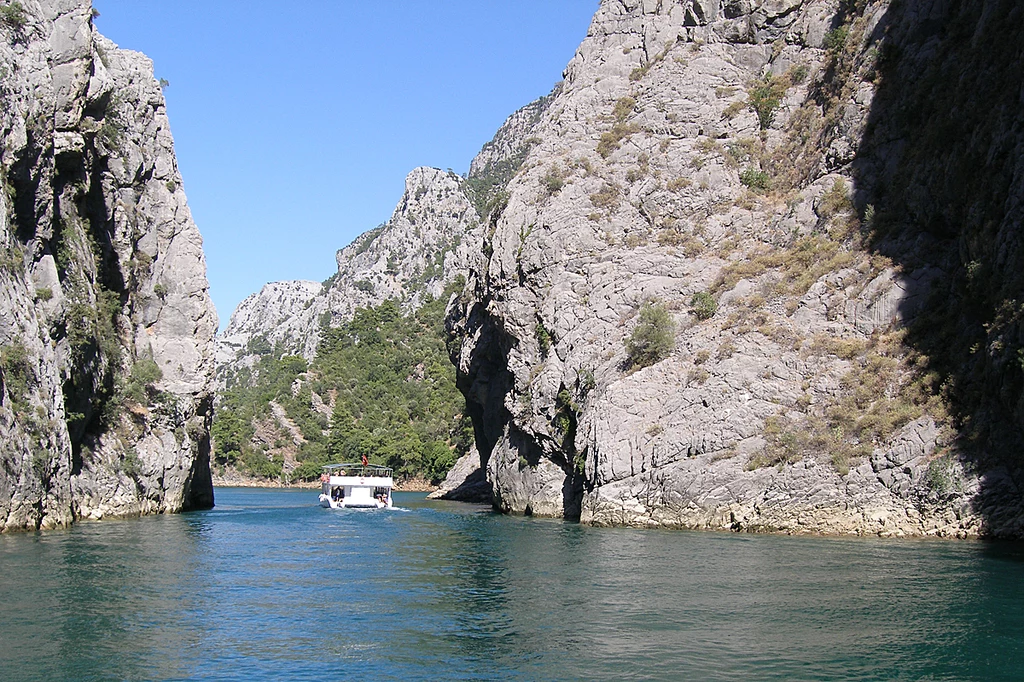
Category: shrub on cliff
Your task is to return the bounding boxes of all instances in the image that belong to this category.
[625,301,676,369]
[748,74,788,129]
[0,2,27,29]
[690,291,717,320]
[122,358,163,405]
[739,168,771,193]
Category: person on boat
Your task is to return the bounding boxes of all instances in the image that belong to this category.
[361,454,368,467]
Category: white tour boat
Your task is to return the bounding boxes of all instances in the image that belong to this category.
[318,463,394,509]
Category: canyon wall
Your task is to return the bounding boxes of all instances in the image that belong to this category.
[0,0,217,531]
[446,0,1024,536]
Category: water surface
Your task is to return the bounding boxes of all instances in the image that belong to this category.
[2,488,1023,680]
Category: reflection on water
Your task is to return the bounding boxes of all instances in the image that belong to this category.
[2,488,1024,681]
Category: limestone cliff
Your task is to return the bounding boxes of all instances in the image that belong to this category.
[0,0,217,531]
[446,0,1024,536]
[217,166,482,369]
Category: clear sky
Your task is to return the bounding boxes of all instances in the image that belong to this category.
[92,1,598,329]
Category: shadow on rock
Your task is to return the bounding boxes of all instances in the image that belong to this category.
[852,0,1024,535]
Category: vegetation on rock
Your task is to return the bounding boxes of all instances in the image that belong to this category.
[0,1,27,29]
[625,301,676,369]
[213,283,471,484]
[689,292,717,321]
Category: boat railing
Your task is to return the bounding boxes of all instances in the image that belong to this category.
[321,463,393,479]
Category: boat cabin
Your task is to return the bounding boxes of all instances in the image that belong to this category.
[318,463,394,509]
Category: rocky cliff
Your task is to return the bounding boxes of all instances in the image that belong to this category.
[217,166,483,369]
[0,0,217,531]
[446,0,1024,536]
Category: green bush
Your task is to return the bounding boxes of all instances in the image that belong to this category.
[926,455,962,495]
[577,368,596,400]
[597,123,639,158]
[690,291,717,320]
[824,26,849,52]
[590,182,622,211]
[748,75,787,129]
[122,357,163,405]
[739,168,771,192]
[817,179,852,217]
[0,342,32,406]
[541,167,564,195]
[122,448,141,477]
[131,358,163,385]
[612,96,636,122]
[0,1,27,29]
[535,320,553,357]
[625,301,676,369]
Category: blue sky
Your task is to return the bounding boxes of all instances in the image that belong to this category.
[93,1,598,329]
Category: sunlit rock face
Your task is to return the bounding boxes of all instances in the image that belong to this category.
[447,0,1024,536]
[216,165,484,371]
[0,0,217,531]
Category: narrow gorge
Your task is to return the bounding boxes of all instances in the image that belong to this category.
[8,0,1019,538]
[215,0,1024,537]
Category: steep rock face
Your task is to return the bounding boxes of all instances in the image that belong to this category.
[447,0,1024,535]
[0,0,217,531]
[216,280,322,367]
[216,166,482,371]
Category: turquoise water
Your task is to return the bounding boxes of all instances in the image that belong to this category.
[2,488,1024,681]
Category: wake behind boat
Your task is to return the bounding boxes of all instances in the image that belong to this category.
[318,463,393,509]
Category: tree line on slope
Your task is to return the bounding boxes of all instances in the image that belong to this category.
[212,280,472,483]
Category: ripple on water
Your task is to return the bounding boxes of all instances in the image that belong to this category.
[2,488,1024,681]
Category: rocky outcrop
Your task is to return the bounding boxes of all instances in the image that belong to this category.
[216,280,322,367]
[216,166,483,373]
[0,0,217,531]
[447,0,1024,536]
[426,445,491,503]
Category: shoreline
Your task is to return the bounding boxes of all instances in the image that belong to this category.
[211,477,438,493]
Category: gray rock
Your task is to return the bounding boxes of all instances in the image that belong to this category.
[445,0,1024,537]
[1,1,216,532]
[427,445,491,503]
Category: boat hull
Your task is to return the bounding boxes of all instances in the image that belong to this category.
[319,494,388,509]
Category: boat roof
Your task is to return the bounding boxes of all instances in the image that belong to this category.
[321,462,393,476]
